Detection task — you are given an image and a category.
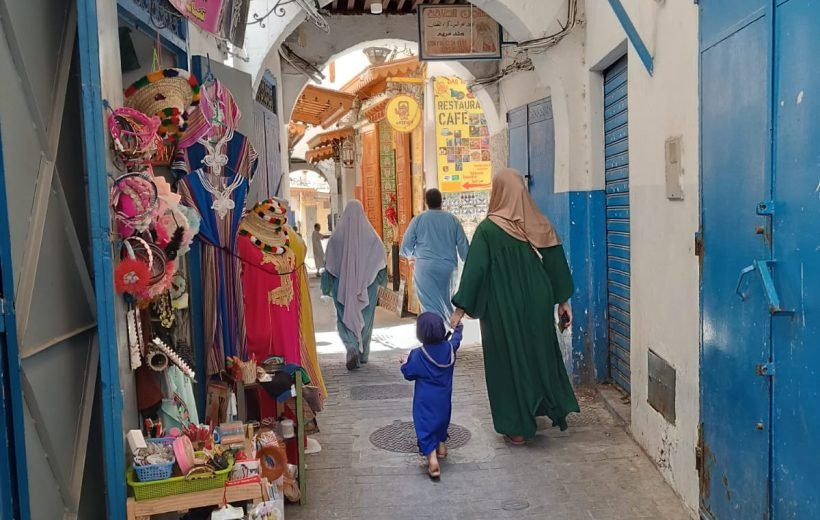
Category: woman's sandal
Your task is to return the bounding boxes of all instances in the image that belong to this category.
[503,435,526,446]
[436,445,448,459]
[427,462,441,479]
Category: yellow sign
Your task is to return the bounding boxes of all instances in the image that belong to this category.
[433,76,492,193]
[386,95,421,133]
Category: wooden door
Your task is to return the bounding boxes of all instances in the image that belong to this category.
[360,125,382,236]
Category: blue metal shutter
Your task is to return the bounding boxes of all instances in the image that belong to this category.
[603,56,631,394]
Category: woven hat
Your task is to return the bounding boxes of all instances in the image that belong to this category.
[124,68,201,145]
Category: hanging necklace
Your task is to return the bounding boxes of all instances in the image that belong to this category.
[239,214,290,255]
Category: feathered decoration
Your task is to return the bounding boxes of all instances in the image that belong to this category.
[115,258,150,295]
[165,227,184,260]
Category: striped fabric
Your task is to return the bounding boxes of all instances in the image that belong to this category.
[176,131,258,374]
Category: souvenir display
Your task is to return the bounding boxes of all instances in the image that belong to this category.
[106,64,316,514]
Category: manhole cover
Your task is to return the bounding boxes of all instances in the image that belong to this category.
[351,384,413,401]
[501,499,530,511]
[566,407,610,426]
[369,421,471,453]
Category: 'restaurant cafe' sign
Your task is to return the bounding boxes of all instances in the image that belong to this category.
[418,5,502,61]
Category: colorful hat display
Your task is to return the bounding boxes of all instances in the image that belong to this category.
[124,69,202,145]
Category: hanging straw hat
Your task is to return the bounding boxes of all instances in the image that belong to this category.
[124,68,202,145]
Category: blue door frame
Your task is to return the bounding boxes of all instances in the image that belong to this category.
[77,0,127,517]
[0,127,32,520]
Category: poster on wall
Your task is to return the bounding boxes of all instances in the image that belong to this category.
[418,5,502,61]
[434,76,492,193]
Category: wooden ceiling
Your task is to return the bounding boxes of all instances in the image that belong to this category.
[325,0,468,15]
[291,84,356,128]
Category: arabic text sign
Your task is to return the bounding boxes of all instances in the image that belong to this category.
[434,77,492,193]
[419,6,502,61]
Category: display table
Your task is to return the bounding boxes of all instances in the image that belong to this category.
[233,374,308,505]
[126,481,265,520]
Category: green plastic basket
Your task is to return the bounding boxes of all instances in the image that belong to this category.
[127,453,234,501]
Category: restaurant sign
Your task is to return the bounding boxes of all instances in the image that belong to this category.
[386,95,422,133]
[418,5,502,61]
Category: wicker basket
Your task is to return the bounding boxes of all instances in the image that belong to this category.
[127,452,234,501]
[239,359,257,384]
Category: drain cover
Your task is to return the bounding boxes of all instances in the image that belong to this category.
[501,499,530,511]
[351,384,413,401]
[566,407,610,426]
[369,421,471,453]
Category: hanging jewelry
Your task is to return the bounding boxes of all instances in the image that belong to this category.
[126,306,143,370]
[153,292,175,329]
[151,338,196,380]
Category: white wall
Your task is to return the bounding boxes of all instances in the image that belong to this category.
[606,2,700,513]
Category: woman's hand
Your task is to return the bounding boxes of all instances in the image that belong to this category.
[558,302,573,331]
[450,308,466,328]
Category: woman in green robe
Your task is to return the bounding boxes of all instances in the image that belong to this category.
[451,168,579,443]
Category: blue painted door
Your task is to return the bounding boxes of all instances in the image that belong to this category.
[700,1,820,517]
[527,99,567,236]
[507,105,528,176]
[771,1,820,517]
[603,57,631,394]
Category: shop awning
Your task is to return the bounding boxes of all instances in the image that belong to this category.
[307,126,354,149]
[291,84,355,128]
[342,56,422,99]
[362,97,391,123]
[306,145,335,164]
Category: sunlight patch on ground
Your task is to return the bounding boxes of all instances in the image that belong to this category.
[315,320,482,355]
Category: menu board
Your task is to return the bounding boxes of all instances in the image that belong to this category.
[434,76,492,193]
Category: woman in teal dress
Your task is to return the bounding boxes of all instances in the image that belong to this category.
[451,168,579,443]
[321,201,387,370]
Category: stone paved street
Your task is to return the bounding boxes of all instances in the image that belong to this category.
[286,283,694,520]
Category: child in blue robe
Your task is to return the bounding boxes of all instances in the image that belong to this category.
[401,312,464,478]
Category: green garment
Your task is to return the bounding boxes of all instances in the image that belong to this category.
[321,268,388,368]
[452,219,580,438]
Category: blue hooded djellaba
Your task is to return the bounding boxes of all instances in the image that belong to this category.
[401,312,464,456]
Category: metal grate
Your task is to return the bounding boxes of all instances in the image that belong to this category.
[350,384,413,401]
[369,421,471,453]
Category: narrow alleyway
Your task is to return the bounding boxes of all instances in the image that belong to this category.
[291,281,693,520]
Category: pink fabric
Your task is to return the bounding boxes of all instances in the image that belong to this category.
[239,235,301,363]
[169,0,224,33]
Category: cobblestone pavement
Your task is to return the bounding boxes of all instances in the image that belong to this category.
[289,286,694,520]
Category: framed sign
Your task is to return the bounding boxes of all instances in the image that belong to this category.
[418,5,502,61]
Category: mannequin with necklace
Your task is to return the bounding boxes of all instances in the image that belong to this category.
[238,199,302,363]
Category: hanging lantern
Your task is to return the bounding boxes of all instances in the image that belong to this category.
[341,139,355,167]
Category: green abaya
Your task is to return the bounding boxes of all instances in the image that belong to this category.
[452,219,580,438]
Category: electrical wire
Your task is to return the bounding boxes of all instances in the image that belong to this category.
[469,0,579,89]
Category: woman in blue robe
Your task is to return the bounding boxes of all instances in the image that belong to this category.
[401,312,464,478]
